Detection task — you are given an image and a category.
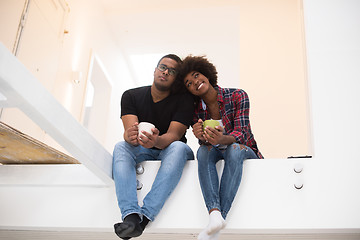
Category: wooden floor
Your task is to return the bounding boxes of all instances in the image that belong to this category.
[1,229,360,240]
[0,121,79,164]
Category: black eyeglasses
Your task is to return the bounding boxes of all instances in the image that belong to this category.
[157,64,177,76]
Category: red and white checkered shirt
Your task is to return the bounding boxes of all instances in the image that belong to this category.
[193,85,263,159]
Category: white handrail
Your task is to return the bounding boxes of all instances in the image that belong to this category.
[0,42,113,186]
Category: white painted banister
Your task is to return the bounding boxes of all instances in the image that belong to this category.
[0,42,113,186]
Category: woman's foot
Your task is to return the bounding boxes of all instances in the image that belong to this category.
[198,210,226,240]
[206,210,226,235]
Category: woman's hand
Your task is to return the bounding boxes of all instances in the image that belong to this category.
[204,125,224,145]
[192,119,206,142]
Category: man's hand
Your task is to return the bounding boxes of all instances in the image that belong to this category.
[138,127,160,148]
[124,122,139,146]
[192,119,206,142]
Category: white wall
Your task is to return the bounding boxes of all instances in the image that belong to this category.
[298,0,360,227]
[51,0,130,153]
[105,0,311,159]
[0,0,128,153]
[303,0,360,161]
[0,0,24,51]
[0,0,310,158]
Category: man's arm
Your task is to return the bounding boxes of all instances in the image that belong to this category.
[140,121,187,149]
[155,121,187,149]
[122,114,140,146]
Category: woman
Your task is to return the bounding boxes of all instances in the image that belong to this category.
[177,56,263,240]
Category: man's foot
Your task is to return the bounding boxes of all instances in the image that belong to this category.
[114,214,150,239]
[140,216,150,230]
[114,221,136,239]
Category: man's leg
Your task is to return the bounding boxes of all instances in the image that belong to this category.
[112,141,155,239]
[141,141,194,221]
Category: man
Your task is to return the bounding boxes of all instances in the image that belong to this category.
[112,54,194,239]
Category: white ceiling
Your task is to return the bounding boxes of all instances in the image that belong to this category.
[100,0,241,15]
[100,0,241,53]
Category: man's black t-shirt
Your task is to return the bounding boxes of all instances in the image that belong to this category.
[121,86,194,143]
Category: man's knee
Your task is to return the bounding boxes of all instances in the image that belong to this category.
[113,141,126,157]
[169,141,193,158]
[162,141,193,163]
[114,141,127,151]
[113,141,138,165]
[167,141,187,150]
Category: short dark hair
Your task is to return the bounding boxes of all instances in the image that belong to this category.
[157,54,182,66]
[176,55,218,90]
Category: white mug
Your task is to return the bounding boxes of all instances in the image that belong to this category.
[138,122,155,137]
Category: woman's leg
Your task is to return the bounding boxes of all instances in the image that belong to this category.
[219,143,258,219]
[197,145,223,213]
[197,145,226,239]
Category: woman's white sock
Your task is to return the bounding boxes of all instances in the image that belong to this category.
[198,229,212,240]
[206,210,226,235]
[210,232,220,240]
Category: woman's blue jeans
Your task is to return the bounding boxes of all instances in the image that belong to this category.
[112,141,194,222]
[197,143,258,219]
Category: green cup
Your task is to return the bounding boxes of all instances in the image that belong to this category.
[203,119,220,131]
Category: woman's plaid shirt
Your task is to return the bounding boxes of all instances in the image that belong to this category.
[192,85,263,159]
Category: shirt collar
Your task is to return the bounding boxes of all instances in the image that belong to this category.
[198,85,223,111]
[215,85,223,104]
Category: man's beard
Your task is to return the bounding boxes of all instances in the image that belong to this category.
[154,81,171,92]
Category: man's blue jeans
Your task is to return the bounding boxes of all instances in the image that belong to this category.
[197,143,259,219]
[112,141,194,222]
